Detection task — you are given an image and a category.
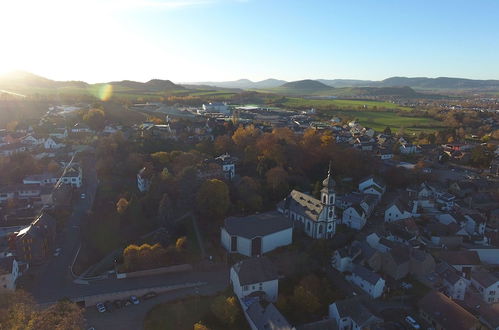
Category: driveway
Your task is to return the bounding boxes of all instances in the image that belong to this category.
[85,277,229,330]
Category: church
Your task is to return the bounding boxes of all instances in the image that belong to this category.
[277,164,337,239]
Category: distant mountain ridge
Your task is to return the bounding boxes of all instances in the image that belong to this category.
[185,78,287,89]
[280,79,331,90]
[0,71,185,93]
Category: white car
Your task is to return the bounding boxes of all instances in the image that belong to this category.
[130,295,140,305]
[405,316,420,329]
[96,302,106,313]
[81,193,86,199]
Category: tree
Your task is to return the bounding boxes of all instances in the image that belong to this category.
[116,198,129,215]
[232,124,260,149]
[214,135,235,155]
[194,322,211,330]
[290,286,320,319]
[196,179,230,220]
[175,236,187,250]
[30,299,84,330]
[83,108,106,131]
[0,290,35,329]
[265,167,289,199]
[383,126,392,135]
[210,295,239,326]
[235,176,263,213]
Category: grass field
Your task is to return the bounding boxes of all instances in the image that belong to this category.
[282,97,411,111]
[324,109,445,133]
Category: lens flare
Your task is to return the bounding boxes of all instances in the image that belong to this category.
[98,84,113,101]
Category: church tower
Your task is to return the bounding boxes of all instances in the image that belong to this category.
[321,162,336,237]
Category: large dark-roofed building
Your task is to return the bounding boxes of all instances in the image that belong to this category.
[221,211,292,257]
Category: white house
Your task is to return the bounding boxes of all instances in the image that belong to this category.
[137,167,152,192]
[61,165,82,188]
[243,301,292,330]
[214,153,237,180]
[230,257,279,303]
[436,192,455,211]
[342,204,367,230]
[471,271,499,304]
[71,123,93,133]
[43,137,65,150]
[23,173,59,186]
[329,298,382,330]
[346,264,385,299]
[358,175,386,201]
[384,200,417,222]
[277,165,337,239]
[440,268,468,301]
[400,143,418,154]
[465,214,486,236]
[331,245,361,273]
[0,256,20,291]
[221,212,292,257]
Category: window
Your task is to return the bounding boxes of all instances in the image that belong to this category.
[489,291,495,295]
[243,285,248,291]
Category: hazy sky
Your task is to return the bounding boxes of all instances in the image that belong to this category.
[0,0,498,83]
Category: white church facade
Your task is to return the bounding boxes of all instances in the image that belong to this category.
[277,164,337,239]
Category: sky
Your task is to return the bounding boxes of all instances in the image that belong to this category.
[0,0,498,83]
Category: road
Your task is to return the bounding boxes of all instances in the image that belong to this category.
[85,275,229,330]
[27,154,99,303]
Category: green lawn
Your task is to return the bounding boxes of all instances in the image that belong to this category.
[318,109,445,133]
[144,295,248,330]
[282,97,411,111]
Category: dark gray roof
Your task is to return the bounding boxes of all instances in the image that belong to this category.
[441,269,463,285]
[246,302,292,330]
[437,251,481,265]
[233,256,278,285]
[472,271,499,288]
[334,298,381,327]
[418,291,478,330]
[352,264,382,285]
[224,212,292,239]
[297,319,338,330]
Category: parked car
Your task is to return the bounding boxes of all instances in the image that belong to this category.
[141,291,158,300]
[405,316,421,329]
[81,193,86,199]
[130,295,140,305]
[96,302,106,313]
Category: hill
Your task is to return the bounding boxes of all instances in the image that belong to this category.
[280,79,331,90]
[378,76,499,89]
[106,79,184,92]
[0,71,89,91]
[185,78,287,89]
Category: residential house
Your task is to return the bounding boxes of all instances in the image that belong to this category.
[0,256,20,291]
[464,214,487,236]
[43,137,65,149]
[346,264,385,298]
[331,244,361,273]
[329,298,382,330]
[214,153,237,180]
[137,167,152,192]
[358,175,386,201]
[418,291,481,330]
[384,199,417,222]
[436,192,456,211]
[48,127,68,139]
[221,212,292,257]
[376,148,393,160]
[230,256,279,302]
[471,271,499,304]
[23,173,59,186]
[277,165,337,239]
[14,213,56,264]
[61,164,82,188]
[0,142,28,156]
[71,123,93,133]
[399,143,418,154]
[436,251,481,278]
[342,204,367,230]
[439,267,468,301]
[243,300,292,330]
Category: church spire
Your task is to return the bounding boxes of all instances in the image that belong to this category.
[322,161,336,189]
